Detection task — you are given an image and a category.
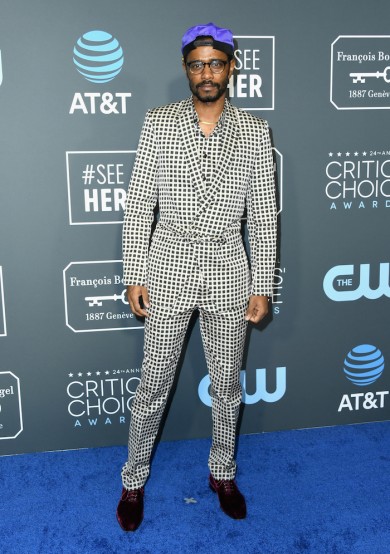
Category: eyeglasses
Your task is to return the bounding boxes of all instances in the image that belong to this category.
[186,59,229,75]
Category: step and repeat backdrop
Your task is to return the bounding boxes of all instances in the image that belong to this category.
[0,0,389,456]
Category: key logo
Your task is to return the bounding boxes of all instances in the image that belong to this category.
[331,35,390,109]
[63,260,144,332]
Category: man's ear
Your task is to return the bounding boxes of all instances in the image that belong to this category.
[182,56,187,74]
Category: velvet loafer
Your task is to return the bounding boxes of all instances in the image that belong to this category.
[209,474,247,519]
[116,487,144,532]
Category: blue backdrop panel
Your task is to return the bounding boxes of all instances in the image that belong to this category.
[0,0,388,456]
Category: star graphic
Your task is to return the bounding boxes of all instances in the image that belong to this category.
[96,371,101,376]
[354,152,359,156]
[87,372,92,376]
[68,373,73,378]
[78,372,83,377]
[105,370,110,375]
[362,151,367,156]
[328,152,333,157]
[345,152,350,157]
[337,152,342,157]
[184,498,197,504]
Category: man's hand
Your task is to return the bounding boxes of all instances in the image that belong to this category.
[127,285,150,318]
[245,295,269,324]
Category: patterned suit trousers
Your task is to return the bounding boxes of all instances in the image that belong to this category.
[121,261,248,490]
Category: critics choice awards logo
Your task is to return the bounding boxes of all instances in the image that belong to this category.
[338,344,388,413]
[228,36,275,110]
[0,372,23,440]
[63,260,144,332]
[324,150,390,210]
[70,30,131,115]
[331,36,390,109]
[66,151,135,224]
[272,261,286,315]
[0,267,7,337]
[66,367,140,428]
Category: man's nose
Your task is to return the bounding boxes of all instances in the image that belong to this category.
[201,63,213,78]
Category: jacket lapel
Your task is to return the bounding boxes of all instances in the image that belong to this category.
[199,101,238,211]
[176,98,239,211]
[177,98,206,201]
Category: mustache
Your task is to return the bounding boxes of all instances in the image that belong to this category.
[196,80,220,89]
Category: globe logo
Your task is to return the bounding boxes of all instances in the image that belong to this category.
[343,344,384,386]
[73,30,124,84]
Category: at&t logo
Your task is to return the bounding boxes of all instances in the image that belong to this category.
[198,367,286,407]
[73,30,124,83]
[323,263,390,301]
[338,344,388,412]
[70,30,131,115]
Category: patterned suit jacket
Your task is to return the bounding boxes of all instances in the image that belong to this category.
[122,97,277,311]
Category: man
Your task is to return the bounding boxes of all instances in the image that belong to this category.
[117,22,277,532]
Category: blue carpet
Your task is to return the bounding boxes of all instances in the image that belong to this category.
[0,422,389,553]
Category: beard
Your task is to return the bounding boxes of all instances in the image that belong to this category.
[189,75,230,103]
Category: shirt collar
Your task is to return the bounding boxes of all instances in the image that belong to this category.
[191,98,227,135]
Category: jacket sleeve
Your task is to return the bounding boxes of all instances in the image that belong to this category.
[122,111,159,286]
[246,121,277,296]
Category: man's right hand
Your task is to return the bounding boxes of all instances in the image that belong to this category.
[127,285,150,318]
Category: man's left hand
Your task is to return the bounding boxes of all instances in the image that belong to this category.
[245,295,270,324]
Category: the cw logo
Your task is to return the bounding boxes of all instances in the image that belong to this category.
[198,367,286,407]
[323,263,390,302]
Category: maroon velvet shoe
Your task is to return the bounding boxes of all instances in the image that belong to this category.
[116,487,144,532]
[209,474,247,520]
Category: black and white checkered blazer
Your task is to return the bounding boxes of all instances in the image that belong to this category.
[123,97,277,311]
